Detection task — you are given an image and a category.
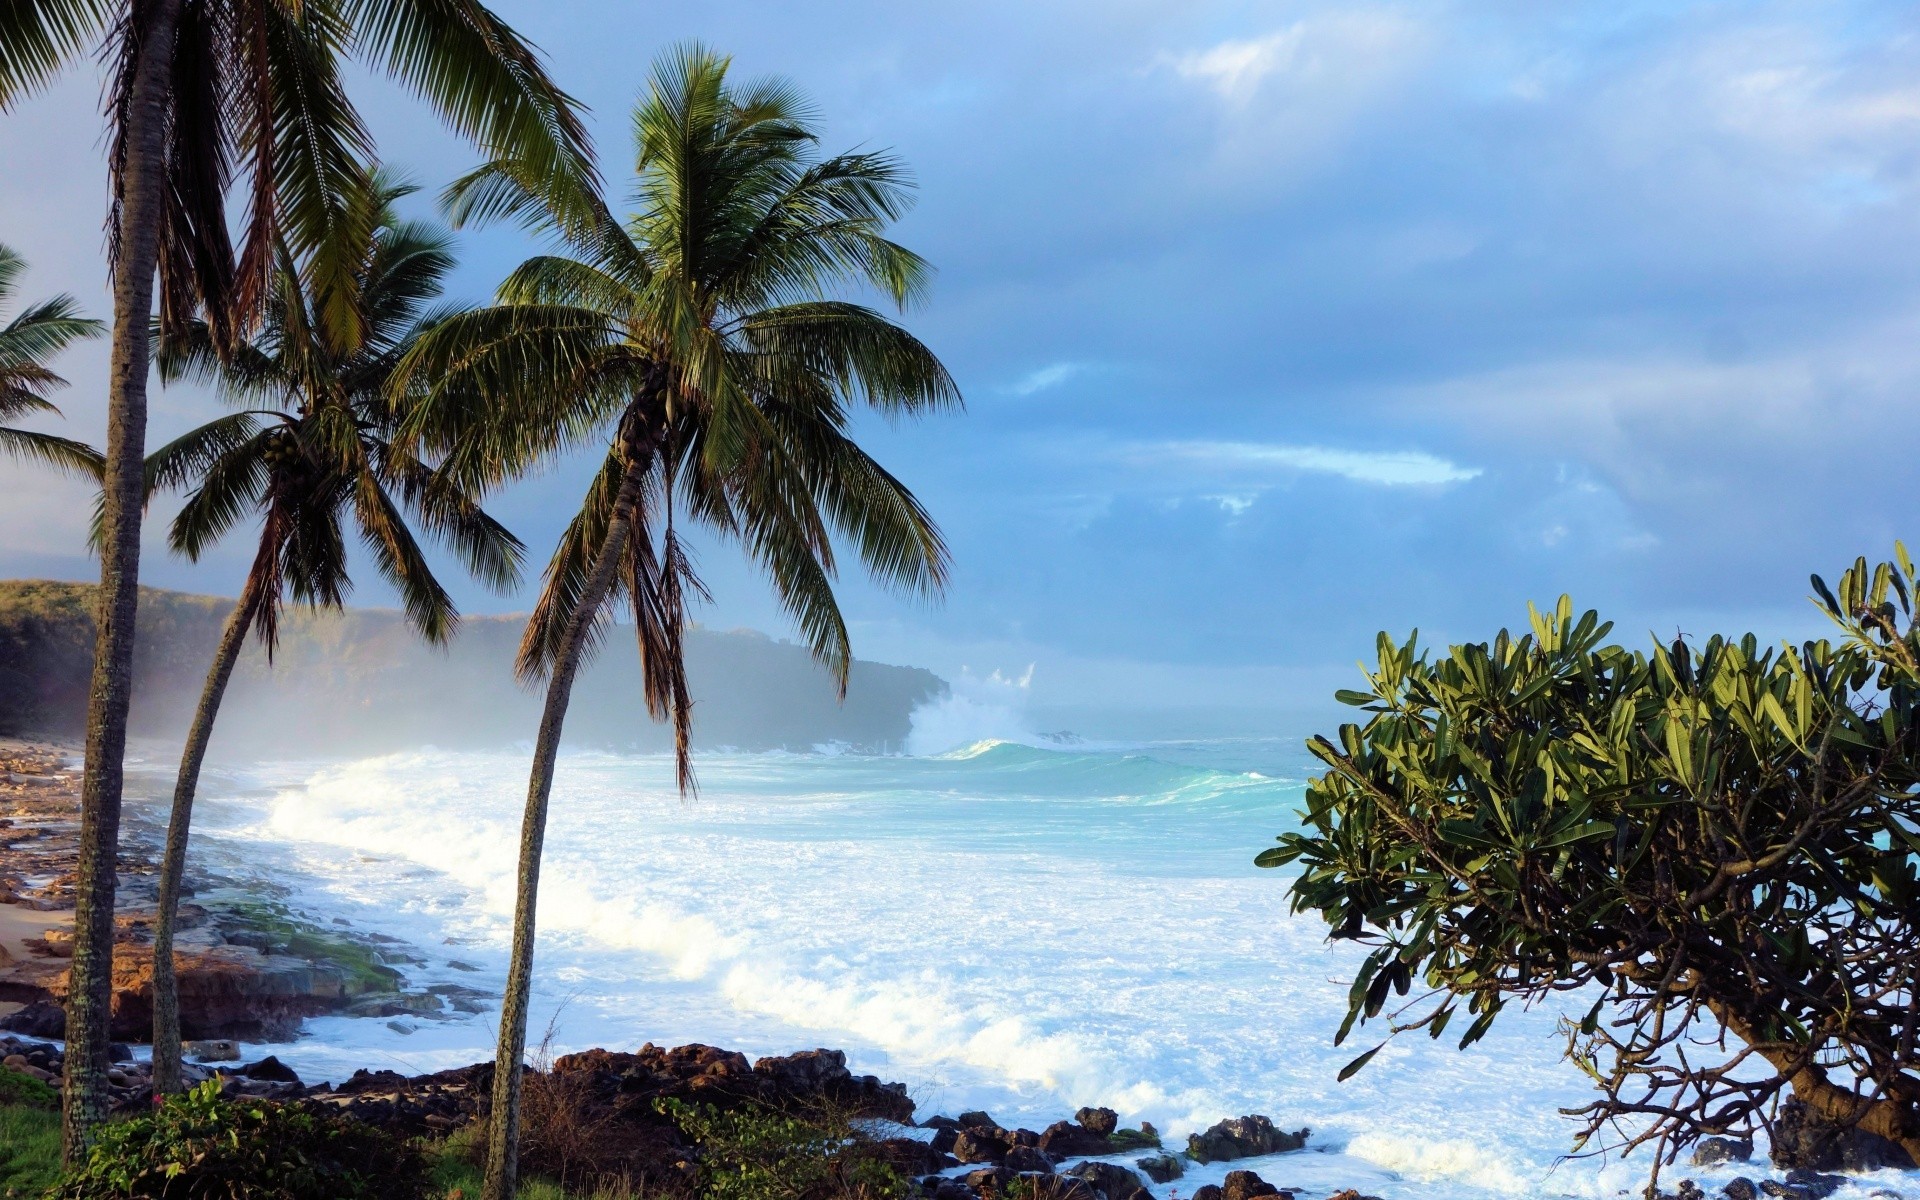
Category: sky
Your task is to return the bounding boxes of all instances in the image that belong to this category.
[2,0,1919,734]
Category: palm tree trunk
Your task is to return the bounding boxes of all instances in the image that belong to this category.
[64,0,183,1159]
[483,463,649,1200]
[149,577,265,1095]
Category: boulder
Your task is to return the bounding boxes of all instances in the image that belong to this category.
[959,1111,999,1129]
[1760,1171,1848,1200]
[1691,1138,1752,1167]
[183,1038,241,1062]
[1186,1116,1308,1164]
[1039,1120,1113,1159]
[1220,1170,1278,1200]
[1074,1107,1118,1137]
[930,1126,960,1155]
[240,1055,301,1083]
[0,999,64,1037]
[1191,1188,1222,1200]
[1723,1180,1758,1200]
[1771,1100,1917,1172]
[962,1167,1014,1196]
[1003,1146,1054,1174]
[954,1130,1009,1165]
[1135,1153,1183,1183]
[1064,1160,1149,1200]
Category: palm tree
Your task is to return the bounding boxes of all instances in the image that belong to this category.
[397,45,960,1200]
[0,0,591,1151]
[0,244,103,476]
[142,175,522,1093]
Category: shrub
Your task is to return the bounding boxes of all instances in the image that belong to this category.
[51,1081,426,1200]
[658,1099,907,1200]
[1265,553,1920,1179]
[0,1065,56,1110]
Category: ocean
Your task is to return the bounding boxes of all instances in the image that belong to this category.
[119,712,1916,1200]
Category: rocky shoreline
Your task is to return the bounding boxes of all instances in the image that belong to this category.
[0,739,484,1044]
[0,1032,1363,1200]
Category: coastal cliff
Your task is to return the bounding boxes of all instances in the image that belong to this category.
[0,581,945,754]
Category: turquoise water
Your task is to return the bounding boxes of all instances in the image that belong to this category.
[129,735,1916,1200]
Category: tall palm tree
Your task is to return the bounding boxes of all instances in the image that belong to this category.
[398,45,960,1200]
[0,0,592,1151]
[141,175,522,1094]
[0,243,103,475]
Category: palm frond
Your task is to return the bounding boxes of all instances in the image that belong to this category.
[516,448,627,681]
[0,424,102,477]
[0,0,108,108]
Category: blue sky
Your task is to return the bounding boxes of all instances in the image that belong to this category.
[3,1,1919,732]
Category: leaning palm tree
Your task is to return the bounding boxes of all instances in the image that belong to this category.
[141,176,523,1094]
[0,0,591,1150]
[0,243,103,476]
[397,45,960,1200]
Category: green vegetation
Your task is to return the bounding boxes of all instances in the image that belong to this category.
[401,44,956,1200]
[0,1103,62,1197]
[49,1082,425,1200]
[1266,549,1920,1173]
[0,244,102,477]
[658,1100,907,1200]
[0,1065,57,1111]
[204,896,405,994]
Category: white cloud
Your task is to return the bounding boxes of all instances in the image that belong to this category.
[1006,362,1084,396]
[1168,10,1425,108]
[1141,440,1481,487]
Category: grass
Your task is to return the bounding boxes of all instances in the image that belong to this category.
[424,1129,637,1200]
[0,1104,62,1197]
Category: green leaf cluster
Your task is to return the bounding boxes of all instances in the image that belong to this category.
[656,1099,907,1200]
[49,1080,425,1200]
[1264,553,1920,1160]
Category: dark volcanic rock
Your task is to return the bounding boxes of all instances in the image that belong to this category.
[1064,1160,1149,1200]
[1039,1120,1113,1159]
[1723,1180,1758,1200]
[240,1054,301,1083]
[1191,1187,1223,1200]
[1003,1146,1054,1174]
[963,1167,1015,1196]
[1221,1170,1280,1200]
[1135,1152,1183,1183]
[1771,1099,1917,1172]
[930,1126,960,1155]
[1760,1171,1848,1200]
[1074,1106,1118,1137]
[954,1130,1009,1165]
[1186,1115,1308,1163]
[1691,1138,1752,1167]
[0,999,64,1037]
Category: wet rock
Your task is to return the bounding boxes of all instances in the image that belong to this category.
[925,1179,975,1200]
[1658,1182,1704,1200]
[1723,1181,1758,1200]
[962,1167,1014,1196]
[1191,1187,1222,1200]
[1771,1100,1917,1172]
[959,1110,999,1129]
[1074,1106,1118,1137]
[1186,1115,1308,1164]
[1692,1138,1753,1167]
[930,1126,960,1155]
[954,1130,1009,1165]
[1761,1171,1849,1200]
[1003,1146,1054,1174]
[1039,1120,1112,1159]
[1063,1160,1149,1200]
[241,1055,301,1083]
[1135,1152,1183,1183]
[1325,1192,1383,1200]
[1220,1169,1279,1200]
[0,999,64,1037]
[182,1038,240,1062]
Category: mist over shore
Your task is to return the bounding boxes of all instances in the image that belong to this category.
[0,581,945,756]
